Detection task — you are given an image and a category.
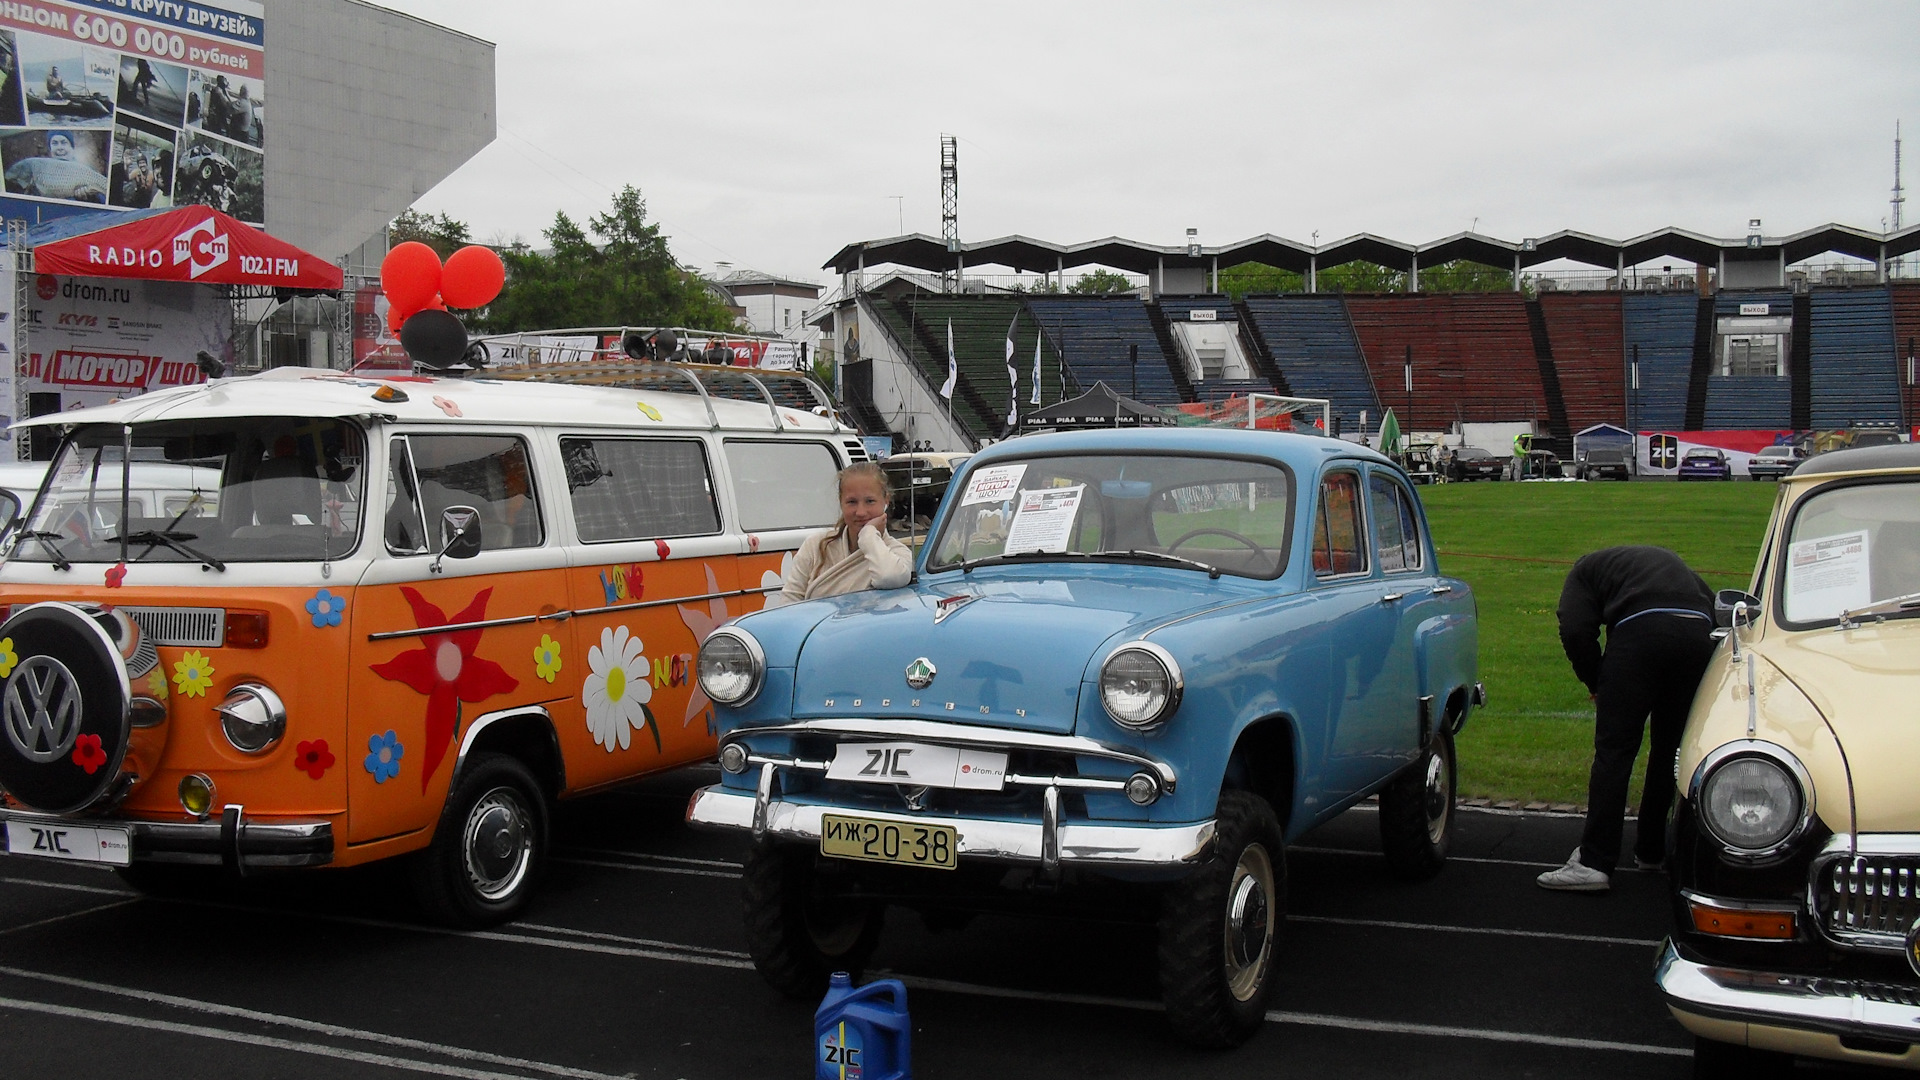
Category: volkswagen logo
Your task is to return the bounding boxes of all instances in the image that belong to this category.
[905,658,936,690]
[4,656,84,764]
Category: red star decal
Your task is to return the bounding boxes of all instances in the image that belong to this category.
[369,587,519,791]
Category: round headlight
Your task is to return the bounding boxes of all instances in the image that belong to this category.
[698,628,764,706]
[214,683,285,754]
[1700,755,1802,851]
[1100,643,1182,730]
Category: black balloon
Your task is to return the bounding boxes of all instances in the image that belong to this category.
[399,309,468,369]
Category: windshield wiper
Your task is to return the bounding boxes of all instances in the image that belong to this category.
[1837,590,1920,628]
[109,530,225,572]
[15,530,72,571]
[956,550,1094,574]
[1103,549,1224,579]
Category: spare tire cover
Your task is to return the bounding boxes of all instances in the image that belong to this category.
[0,603,131,814]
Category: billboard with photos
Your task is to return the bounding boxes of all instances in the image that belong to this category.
[0,0,263,227]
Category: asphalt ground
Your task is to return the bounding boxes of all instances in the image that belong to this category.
[0,767,1885,1079]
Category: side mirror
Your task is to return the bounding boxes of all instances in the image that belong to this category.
[1714,588,1760,628]
[429,505,482,573]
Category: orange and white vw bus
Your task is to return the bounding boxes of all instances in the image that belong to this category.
[0,366,866,924]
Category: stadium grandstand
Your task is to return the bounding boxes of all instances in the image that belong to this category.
[811,224,1920,455]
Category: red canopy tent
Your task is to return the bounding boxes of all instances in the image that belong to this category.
[30,207,343,291]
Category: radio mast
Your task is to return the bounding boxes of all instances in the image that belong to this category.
[940,134,959,293]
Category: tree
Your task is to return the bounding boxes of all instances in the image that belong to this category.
[389,209,471,258]
[1415,259,1518,294]
[478,186,740,334]
[1219,262,1305,299]
[1317,262,1408,293]
[1067,269,1137,295]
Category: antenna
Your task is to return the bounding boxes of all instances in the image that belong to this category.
[1894,120,1906,232]
[940,134,959,293]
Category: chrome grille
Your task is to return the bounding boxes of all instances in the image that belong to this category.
[1815,854,1920,950]
[122,606,224,648]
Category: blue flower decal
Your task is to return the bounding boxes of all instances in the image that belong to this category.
[306,588,346,629]
[364,729,403,783]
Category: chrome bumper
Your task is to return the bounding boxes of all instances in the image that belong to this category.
[686,784,1215,872]
[1656,939,1920,1045]
[0,807,334,870]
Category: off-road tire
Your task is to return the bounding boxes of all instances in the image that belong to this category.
[1157,790,1286,1048]
[741,841,883,999]
[1379,729,1456,881]
[409,752,547,929]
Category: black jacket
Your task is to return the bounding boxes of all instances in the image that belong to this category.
[1557,546,1713,691]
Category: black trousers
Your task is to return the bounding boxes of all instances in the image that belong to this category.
[1577,615,1717,873]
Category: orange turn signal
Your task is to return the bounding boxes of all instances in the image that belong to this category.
[1689,899,1796,940]
[224,609,269,649]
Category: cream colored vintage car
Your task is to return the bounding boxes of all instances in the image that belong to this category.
[1656,441,1920,1076]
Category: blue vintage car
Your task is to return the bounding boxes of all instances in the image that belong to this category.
[687,428,1482,1046]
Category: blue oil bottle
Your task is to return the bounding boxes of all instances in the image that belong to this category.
[815,972,911,1080]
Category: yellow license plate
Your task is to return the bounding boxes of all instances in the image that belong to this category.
[820,814,957,870]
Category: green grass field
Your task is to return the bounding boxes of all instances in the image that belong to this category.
[1419,479,1778,805]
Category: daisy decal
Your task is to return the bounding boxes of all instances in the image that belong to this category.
[173,651,215,698]
[534,634,563,683]
[306,588,346,629]
[71,734,107,775]
[0,637,15,679]
[582,625,658,752]
[145,668,168,700]
[294,739,335,780]
[369,587,519,791]
[364,730,403,783]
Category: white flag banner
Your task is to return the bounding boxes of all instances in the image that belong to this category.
[1005,314,1019,427]
[939,319,957,400]
[1031,332,1042,406]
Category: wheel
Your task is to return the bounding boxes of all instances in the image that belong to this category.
[1157,790,1285,1047]
[409,752,547,928]
[1692,1035,1793,1079]
[1379,730,1455,880]
[741,842,883,999]
[1166,527,1262,556]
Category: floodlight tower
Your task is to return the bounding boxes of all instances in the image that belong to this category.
[941,134,959,293]
[1894,122,1907,278]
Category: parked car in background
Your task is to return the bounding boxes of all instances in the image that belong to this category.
[1574,448,1632,481]
[689,428,1482,1047]
[1656,442,1920,1077]
[1678,447,1733,481]
[1446,446,1504,482]
[879,451,970,523]
[1745,444,1807,482]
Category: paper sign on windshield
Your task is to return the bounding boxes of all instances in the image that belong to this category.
[961,464,1028,506]
[1786,530,1871,622]
[1005,485,1085,554]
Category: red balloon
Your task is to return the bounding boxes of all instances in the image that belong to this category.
[387,303,413,336]
[380,241,442,313]
[441,245,506,309]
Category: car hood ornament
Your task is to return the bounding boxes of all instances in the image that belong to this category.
[905,657,936,690]
[933,594,978,625]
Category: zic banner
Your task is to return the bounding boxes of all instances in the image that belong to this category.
[0,0,264,229]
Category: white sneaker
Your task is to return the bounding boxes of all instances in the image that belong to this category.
[1536,847,1610,892]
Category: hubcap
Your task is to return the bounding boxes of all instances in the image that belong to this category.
[1223,843,1275,1002]
[1423,746,1452,845]
[462,787,531,902]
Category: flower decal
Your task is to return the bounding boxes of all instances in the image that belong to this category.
[306,588,346,629]
[678,564,735,732]
[0,637,15,679]
[583,625,657,752]
[104,562,127,589]
[145,668,168,700]
[760,551,798,611]
[432,395,464,418]
[369,587,519,791]
[534,634,563,683]
[295,739,335,780]
[71,734,107,775]
[172,651,215,698]
[364,730,403,784]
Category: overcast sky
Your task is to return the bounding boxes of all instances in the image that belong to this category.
[381,1,1920,281]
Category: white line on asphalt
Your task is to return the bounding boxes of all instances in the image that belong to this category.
[1288,914,1661,948]
[0,994,593,1080]
[1263,1010,1691,1057]
[550,855,740,879]
[556,848,742,870]
[0,875,134,897]
[0,966,634,1080]
[0,899,139,937]
[511,922,750,960]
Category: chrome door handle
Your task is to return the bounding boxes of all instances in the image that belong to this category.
[1380,592,1406,604]
[1430,585,1453,595]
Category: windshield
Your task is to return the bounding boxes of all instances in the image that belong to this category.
[927,452,1293,579]
[9,417,366,565]
[1779,479,1920,626]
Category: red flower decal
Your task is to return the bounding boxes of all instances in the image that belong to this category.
[294,739,335,780]
[104,562,127,589]
[71,734,107,774]
[369,587,519,791]
[653,538,671,561]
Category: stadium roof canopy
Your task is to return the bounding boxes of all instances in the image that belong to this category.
[823,223,1920,275]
